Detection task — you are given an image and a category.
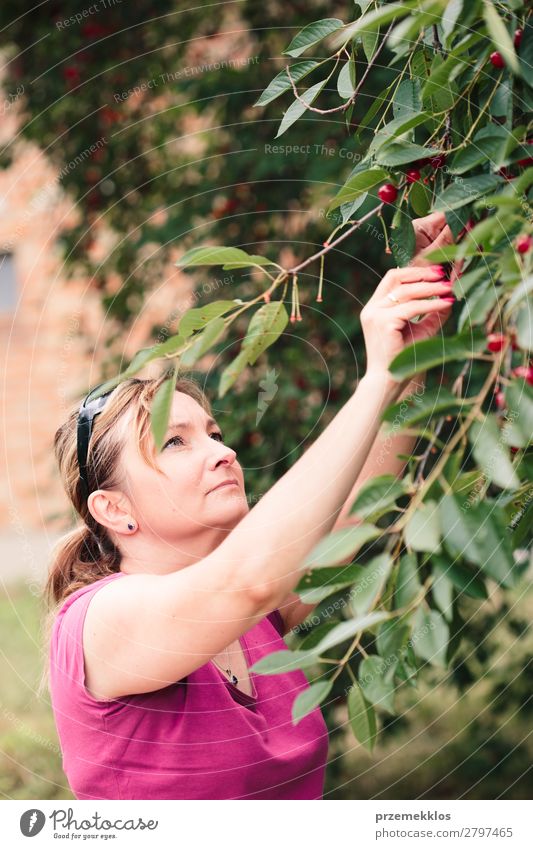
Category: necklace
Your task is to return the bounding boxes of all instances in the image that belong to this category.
[212,642,240,686]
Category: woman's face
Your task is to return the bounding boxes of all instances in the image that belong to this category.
[119,391,249,551]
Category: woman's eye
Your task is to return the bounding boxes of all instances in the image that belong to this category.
[163,435,184,449]
[163,432,224,449]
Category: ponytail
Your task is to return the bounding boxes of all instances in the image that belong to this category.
[44,522,121,610]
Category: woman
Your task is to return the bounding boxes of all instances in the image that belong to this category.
[43,213,457,800]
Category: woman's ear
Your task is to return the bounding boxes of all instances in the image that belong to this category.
[87,490,135,536]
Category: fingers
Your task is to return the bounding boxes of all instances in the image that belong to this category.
[378,265,446,293]
[385,281,453,302]
[390,298,454,321]
[428,223,454,249]
[414,211,447,230]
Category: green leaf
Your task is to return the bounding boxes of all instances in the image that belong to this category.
[347,682,377,752]
[395,552,421,608]
[275,78,327,138]
[388,327,487,381]
[441,0,464,45]
[250,649,320,675]
[500,379,533,449]
[411,607,449,668]
[449,129,509,175]
[328,167,390,213]
[432,554,488,600]
[340,193,367,225]
[178,300,237,339]
[303,524,381,569]
[298,621,339,651]
[468,415,520,490]
[348,474,409,521]
[154,333,187,358]
[457,280,499,333]
[393,79,422,119]
[515,303,533,352]
[376,141,441,168]
[433,174,502,212]
[504,274,533,315]
[389,1,451,51]
[382,386,470,429]
[350,554,394,615]
[519,18,533,87]
[313,610,393,655]
[482,0,520,75]
[150,368,178,452]
[337,58,356,99]
[431,570,454,622]
[240,301,289,366]
[359,655,396,714]
[438,494,517,587]
[390,210,416,266]
[253,60,320,107]
[405,500,442,553]
[368,112,431,156]
[361,27,379,64]
[292,680,333,724]
[377,619,410,663]
[334,4,412,46]
[218,349,249,399]
[453,267,488,299]
[180,317,226,367]
[422,53,467,101]
[296,557,381,605]
[409,180,432,217]
[283,18,344,58]
[176,246,273,269]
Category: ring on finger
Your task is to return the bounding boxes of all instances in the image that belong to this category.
[386,291,400,304]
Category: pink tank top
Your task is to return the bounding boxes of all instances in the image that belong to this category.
[49,571,329,800]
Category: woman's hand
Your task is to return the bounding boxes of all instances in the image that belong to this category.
[360,265,454,381]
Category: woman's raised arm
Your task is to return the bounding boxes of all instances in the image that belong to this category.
[82,264,453,700]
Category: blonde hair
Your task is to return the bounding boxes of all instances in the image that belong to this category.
[37,371,212,697]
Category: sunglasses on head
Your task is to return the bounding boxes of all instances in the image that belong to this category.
[76,382,113,502]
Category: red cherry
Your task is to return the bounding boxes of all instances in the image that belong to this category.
[512,365,533,386]
[494,390,506,410]
[63,65,80,82]
[514,29,523,49]
[406,168,421,183]
[486,333,506,352]
[378,183,398,203]
[516,234,532,254]
[429,153,446,169]
[490,51,505,69]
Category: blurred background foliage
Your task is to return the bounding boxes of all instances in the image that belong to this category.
[0,0,531,799]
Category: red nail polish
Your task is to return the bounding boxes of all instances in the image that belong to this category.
[441,296,455,302]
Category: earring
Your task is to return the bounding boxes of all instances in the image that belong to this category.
[127,522,136,531]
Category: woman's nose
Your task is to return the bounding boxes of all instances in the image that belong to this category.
[211,442,237,467]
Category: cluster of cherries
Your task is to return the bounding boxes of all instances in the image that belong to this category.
[377,153,448,204]
[489,28,523,69]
